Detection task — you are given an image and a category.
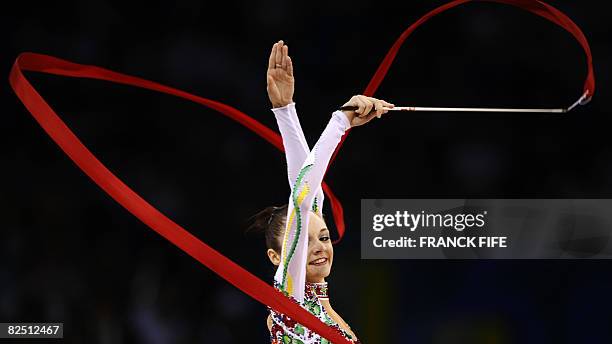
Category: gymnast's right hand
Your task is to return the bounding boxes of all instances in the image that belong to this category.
[267,40,294,108]
[341,95,394,127]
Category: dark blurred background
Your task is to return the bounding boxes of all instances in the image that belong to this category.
[2,0,612,343]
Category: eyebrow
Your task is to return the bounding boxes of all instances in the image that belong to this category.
[319,228,329,233]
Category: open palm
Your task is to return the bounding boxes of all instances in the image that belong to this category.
[267,40,294,108]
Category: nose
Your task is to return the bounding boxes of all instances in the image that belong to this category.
[310,238,324,254]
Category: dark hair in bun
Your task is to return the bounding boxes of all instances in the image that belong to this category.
[246,204,288,253]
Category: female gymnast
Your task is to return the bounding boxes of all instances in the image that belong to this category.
[248,40,394,344]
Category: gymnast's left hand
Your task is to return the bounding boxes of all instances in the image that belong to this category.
[267,40,295,108]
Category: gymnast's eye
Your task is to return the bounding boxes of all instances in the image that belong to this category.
[320,236,330,242]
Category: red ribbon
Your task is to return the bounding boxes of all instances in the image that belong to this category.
[9,1,594,342]
[9,53,352,344]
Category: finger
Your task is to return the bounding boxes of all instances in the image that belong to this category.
[345,95,361,110]
[362,95,377,109]
[282,45,289,70]
[351,97,363,116]
[345,95,359,107]
[268,43,277,71]
[275,40,283,67]
[374,101,385,117]
[286,56,294,77]
[362,98,374,117]
[367,96,391,107]
[366,112,379,121]
[354,97,367,116]
[381,100,395,108]
[368,97,393,113]
[358,97,373,117]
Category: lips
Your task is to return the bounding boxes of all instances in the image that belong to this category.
[309,257,328,266]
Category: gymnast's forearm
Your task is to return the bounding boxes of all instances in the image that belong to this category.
[301,111,351,191]
[272,102,326,212]
[272,102,310,188]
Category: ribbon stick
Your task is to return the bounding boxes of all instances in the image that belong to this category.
[376,107,567,113]
[339,93,589,114]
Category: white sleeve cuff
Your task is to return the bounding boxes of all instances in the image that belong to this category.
[332,110,351,130]
[270,102,296,113]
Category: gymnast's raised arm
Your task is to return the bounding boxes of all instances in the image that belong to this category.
[267,40,326,213]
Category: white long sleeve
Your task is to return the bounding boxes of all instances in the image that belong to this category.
[272,103,325,215]
[273,110,350,303]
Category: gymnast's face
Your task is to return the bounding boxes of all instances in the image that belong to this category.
[267,211,334,282]
[305,211,334,283]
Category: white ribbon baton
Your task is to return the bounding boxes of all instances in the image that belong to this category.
[340,91,591,115]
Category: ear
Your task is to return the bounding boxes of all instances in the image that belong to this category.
[267,248,281,266]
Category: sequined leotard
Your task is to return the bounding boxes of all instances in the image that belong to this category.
[268,103,359,344]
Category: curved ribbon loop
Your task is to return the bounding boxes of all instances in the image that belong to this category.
[9,52,351,344]
[14,53,347,243]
